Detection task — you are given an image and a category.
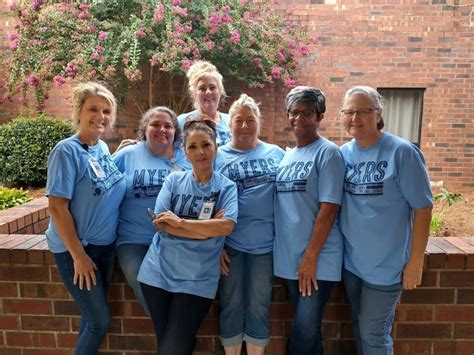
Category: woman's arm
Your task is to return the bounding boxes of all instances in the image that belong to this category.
[153,210,235,239]
[48,196,97,291]
[403,205,433,290]
[298,202,340,297]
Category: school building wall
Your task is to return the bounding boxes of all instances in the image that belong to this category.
[1,0,473,186]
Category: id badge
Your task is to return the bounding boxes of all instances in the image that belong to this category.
[88,157,106,178]
[198,201,215,220]
[169,166,184,173]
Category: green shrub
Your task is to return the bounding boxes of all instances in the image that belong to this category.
[0,186,32,210]
[0,113,75,187]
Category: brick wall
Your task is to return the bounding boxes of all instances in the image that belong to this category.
[0,202,474,354]
[1,1,473,185]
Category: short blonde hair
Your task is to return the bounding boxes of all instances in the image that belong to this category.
[71,82,117,128]
[229,94,261,124]
[186,61,226,109]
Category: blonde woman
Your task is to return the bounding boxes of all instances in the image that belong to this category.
[45,82,125,354]
[178,60,231,146]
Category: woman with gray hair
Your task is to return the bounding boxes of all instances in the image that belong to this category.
[339,86,432,354]
[274,86,345,355]
[45,82,126,353]
[113,106,190,314]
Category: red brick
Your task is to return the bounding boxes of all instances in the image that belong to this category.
[454,323,474,339]
[433,340,474,355]
[435,306,474,321]
[0,265,49,282]
[267,337,288,354]
[458,289,474,304]
[21,316,69,331]
[0,348,22,355]
[0,282,18,297]
[394,340,432,354]
[269,302,293,319]
[324,304,352,321]
[400,288,454,304]
[20,283,69,299]
[196,318,218,336]
[0,316,20,330]
[324,340,359,355]
[3,299,52,315]
[397,323,451,339]
[108,283,123,300]
[23,350,72,355]
[194,336,215,352]
[56,332,77,348]
[6,331,56,347]
[439,271,474,287]
[108,335,156,351]
[53,300,80,316]
[395,305,433,322]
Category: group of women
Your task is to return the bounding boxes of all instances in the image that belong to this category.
[45,60,433,355]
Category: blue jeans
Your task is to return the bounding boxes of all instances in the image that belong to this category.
[343,269,403,355]
[286,279,334,355]
[218,248,274,347]
[53,243,115,355]
[116,243,150,315]
[141,283,213,355]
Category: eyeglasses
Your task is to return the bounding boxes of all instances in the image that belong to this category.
[340,108,377,118]
[183,117,217,131]
[288,109,316,119]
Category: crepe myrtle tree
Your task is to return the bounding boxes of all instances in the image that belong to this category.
[1,0,316,113]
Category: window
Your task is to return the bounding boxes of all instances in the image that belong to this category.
[377,88,425,145]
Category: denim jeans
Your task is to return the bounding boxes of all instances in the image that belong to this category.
[116,243,150,314]
[286,279,334,355]
[218,248,274,347]
[140,283,213,355]
[53,243,115,355]
[343,269,403,355]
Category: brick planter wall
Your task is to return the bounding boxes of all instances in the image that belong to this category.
[0,202,473,354]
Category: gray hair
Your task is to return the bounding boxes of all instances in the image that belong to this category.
[343,86,385,129]
[71,82,117,128]
[285,86,326,117]
[229,94,261,123]
[137,106,180,142]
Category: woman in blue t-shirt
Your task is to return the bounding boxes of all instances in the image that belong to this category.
[45,82,126,354]
[177,60,231,146]
[138,117,238,355]
[113,106,190,315]
[215,94,284,354]
[339,86,433,355]
[274,86,346,355]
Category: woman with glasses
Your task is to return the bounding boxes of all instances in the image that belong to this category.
[339,86,433,355]
[274,86,345,355]
[178,60,231,146]
[216,94,284,355]
[113,106,190,315]
[137,117,238,355]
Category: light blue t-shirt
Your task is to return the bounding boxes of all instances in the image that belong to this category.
[339,132,433,285]
[113,140,191,247]
[45,134,126,253]
[178,110,232,147]
[274,137,345,281]
[137,170,238,299]
[215,142,284,254]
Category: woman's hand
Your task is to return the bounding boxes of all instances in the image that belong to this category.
[73,252,97,291]
[298,252,318,297]
[403,259,423,290]
[115,139,138,153]
[154,211,182,228]
[220,249,231,276]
